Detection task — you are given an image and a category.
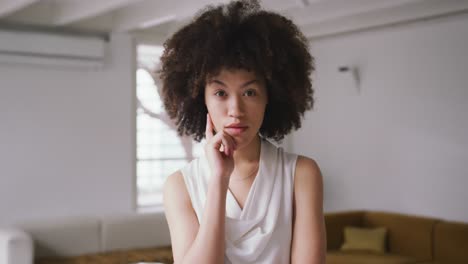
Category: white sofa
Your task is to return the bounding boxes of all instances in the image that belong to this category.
[0,212,171,264]
[0,229,33,264]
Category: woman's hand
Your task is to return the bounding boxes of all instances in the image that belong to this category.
[204,113,236,181]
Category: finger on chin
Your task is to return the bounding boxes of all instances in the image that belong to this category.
[222,131,237,149]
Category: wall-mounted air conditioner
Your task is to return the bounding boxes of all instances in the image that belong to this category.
[0,30,107,69]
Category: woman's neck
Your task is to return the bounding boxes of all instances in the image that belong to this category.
[232,134,261,166]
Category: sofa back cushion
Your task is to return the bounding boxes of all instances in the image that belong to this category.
[433,220,468,263]
[102,212,171,252]
[17,217,100,258]
[324,211,364,250]
[363,211,437,261]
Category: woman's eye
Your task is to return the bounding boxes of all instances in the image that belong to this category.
[215,90,227,97]
[244,90,256,96]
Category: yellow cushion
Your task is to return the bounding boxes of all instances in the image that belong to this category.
[363,211,437,261]
[341,226,387,253]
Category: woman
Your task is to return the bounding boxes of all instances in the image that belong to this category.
[159,0,326,263]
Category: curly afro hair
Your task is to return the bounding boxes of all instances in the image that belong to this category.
[157,0,315,142]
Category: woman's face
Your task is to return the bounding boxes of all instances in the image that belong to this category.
[205,68,268,148]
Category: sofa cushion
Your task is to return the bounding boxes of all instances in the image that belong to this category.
[17,217,100,258]
[341,226,387,253]
[325,211,364,250]
[35,246,173,264]
[433,220,468,263]
[362,211,438,261]
[101,213,171,252]
[327,251,416,264]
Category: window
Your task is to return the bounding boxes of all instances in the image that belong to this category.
[136,45,204,209]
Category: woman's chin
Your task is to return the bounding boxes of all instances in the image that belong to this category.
[230,133,260,150]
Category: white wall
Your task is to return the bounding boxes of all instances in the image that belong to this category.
[0,33,136,226]
[1,12,467,227]
[291,13,468,222]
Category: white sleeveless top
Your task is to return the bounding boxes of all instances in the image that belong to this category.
[181,138,298,264]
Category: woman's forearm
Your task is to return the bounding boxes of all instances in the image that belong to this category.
[180,177,229,264]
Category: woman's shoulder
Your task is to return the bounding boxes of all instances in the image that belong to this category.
[294,155,323,192]
[164,156,206,206]
[262,138,295,158]
[296,155,320,171]
[164,170,186,200]
[263,140,308,162]
[177,156,203,179]
[165,155,202,190]
[163,169,195,212]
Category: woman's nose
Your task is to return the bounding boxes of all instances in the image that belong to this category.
[228,96,244,118]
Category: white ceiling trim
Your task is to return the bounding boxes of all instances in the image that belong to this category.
[112,0,230,32]
[288,0,424,26]
[2,0,468,43]
[53,0,137,25]
[301,0,468,39]
[0,0,39,18]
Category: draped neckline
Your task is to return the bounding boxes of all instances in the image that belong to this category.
[225,138,265,220]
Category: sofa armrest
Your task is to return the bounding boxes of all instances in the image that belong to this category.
[0,228,33,264]
[433,220,468,263]
[324,211,364,250]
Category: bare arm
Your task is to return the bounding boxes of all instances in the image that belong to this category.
[163,171,229,264]
[164,113,236,264]
[290,156,326,264]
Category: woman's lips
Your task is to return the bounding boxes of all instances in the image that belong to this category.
[224,126,248,135]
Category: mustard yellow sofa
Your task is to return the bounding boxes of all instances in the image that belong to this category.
[5,210,466,264]
[325,211,468,264]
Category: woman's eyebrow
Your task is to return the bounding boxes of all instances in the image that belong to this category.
[209,79,258,87]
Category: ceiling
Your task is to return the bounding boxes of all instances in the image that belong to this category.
[1,0,468,43]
